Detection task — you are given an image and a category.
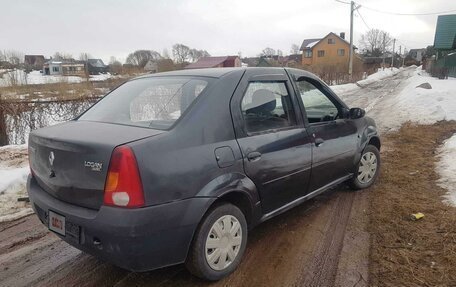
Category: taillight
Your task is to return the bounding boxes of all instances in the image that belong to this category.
[103,145,145,208]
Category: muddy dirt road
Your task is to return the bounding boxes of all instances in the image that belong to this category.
[0,190,363,287]
[0,69,414,287]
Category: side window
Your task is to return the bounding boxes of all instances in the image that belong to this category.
[296,80,339,123]
[241,82,297,134]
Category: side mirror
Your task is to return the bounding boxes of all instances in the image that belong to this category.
[349,108,365,119]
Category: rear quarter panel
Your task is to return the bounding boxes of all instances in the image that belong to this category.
[129,70,251,206]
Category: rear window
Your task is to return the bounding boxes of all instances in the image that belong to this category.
[78,77,211,130]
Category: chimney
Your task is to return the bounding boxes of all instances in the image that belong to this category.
[340,32,345,39]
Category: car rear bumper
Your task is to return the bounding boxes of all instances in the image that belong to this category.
[27,175,215,272]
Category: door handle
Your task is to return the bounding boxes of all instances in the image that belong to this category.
[315,138,324,147]
[247,151,262,162]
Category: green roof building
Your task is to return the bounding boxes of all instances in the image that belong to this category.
[434,14,456,50]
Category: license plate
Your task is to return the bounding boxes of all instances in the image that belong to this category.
[49,210,65,236]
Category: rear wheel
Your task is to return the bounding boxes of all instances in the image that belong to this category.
[185,203,247,281]
[349,145,380,189]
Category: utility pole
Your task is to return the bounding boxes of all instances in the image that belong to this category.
[382,34,386,70]
[338,0,359,77]
[402,47,406,67]
[349,1,354,77]
[391,38,396,70]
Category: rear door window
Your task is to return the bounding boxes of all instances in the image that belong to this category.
[241,82,297,133]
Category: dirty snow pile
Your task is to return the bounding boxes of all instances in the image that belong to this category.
[0,70,114,87]
[0,145,32,222]
[358,67,401,87]
[331,67,402,94]
[437,136,456,206]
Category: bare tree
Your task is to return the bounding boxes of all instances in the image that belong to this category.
[108,56,122,74]
[53,52,73,60]
[189,49,210,62]
[2,50,24,67]
[172,44,191,64]
[360,29,393,56]
[261,47,276,58]
[290,44,300,55]
[79,52,93,61]
[379,31,393,54]
[126,50,162,68]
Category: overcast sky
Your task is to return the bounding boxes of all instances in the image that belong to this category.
[1,0,453,63]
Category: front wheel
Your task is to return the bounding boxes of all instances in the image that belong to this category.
[185,203,248,281]
[349,145,380,189]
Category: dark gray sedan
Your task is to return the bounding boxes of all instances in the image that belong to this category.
[27,67,380,281]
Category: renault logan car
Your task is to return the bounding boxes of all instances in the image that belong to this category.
[27,67,380,281]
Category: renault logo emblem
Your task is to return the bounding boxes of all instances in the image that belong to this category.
[49,151,55,166]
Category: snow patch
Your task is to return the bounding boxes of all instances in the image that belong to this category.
[0,70,115,87]
[306,40,320,48]
[357,68,400,87]
[330,83,359,95]
[437,135,456,206]
[381,67,456,130]
[331,67,402,95]
[0,145,33,222]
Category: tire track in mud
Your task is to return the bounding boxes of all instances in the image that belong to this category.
[298,192,355,286]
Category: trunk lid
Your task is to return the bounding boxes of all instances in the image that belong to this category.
[29,121,163,210]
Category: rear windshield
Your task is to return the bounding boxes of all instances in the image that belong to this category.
[78,77,212,130]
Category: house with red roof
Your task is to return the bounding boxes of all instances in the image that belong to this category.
[185,56,241,69]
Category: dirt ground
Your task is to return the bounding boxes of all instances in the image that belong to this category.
[368,121,456,286]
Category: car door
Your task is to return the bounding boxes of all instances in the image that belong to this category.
[290,73,358,192]
[230,69,312,214]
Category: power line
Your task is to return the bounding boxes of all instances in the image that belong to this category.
[361,5,456,16]
[335,0,351,4]
[357,9,371,30]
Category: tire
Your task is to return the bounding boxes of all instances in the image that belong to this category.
[185,203,247,281]
[349,145,381,190]
[185,202,248,281]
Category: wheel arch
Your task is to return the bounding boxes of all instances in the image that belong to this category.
[367,135,381,151]
[194,172,261,227]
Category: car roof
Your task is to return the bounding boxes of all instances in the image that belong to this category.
[134,67,319,80]
[136,67,245,79]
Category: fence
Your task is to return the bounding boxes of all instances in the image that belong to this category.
[425,52,456,79]
[0,97,101,146]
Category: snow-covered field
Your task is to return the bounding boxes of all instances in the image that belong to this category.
[0,70,115,87]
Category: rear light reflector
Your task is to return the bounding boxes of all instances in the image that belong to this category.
[103,145,145,208]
